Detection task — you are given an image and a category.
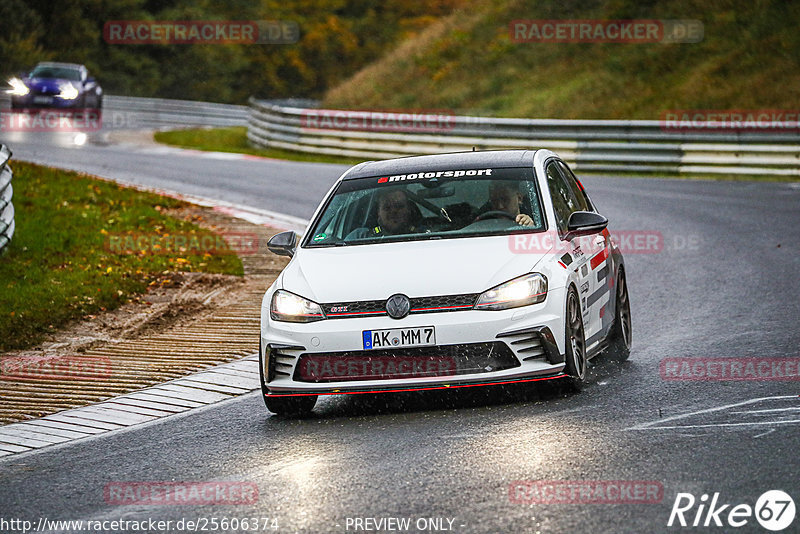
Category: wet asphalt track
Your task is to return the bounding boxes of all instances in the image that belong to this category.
[1,128,800,533]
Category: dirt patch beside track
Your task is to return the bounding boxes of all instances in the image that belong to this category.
[0,205,290,424]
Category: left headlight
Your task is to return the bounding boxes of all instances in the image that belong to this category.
[58,82,79,100]
[270,290,325,323]
[6,78,29,96]
[474,273,548,311]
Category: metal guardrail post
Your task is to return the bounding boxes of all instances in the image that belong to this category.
[0,144,15,254]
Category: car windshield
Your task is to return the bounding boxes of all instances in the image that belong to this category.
[29,66,82,81]
[305,166,545,247]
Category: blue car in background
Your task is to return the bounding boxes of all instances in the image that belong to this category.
[7,62,103,110]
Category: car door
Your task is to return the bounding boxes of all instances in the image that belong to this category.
[554,160,613,349]
[544,160,596,337]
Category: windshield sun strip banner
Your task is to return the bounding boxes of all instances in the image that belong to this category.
[376,168,495,183]
[336,167,534,194]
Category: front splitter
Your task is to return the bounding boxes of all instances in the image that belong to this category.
[264,373,568,397]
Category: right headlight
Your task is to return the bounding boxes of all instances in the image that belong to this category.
[270,290,325,323]
[57,82,79,100]
[474,273,548,311]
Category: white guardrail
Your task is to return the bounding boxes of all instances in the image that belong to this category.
[0,95,249,255]
[103,95,248,128]
[0,144,14,254]
[0,94,248,129]
[247,98,800,177]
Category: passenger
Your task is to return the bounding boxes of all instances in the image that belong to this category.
[487,181,534,227]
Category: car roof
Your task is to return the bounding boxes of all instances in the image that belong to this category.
[34,62,85,71]
[342,150,538,180]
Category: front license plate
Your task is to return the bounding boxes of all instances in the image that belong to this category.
[362,326,435,350]
[33,96,53,104]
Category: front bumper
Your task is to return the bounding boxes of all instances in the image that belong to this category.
[260,287,568,395]
[11,95,84,109]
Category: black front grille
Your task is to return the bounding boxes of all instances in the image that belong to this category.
[410,294,476,312]
[293,342,519,382]
[324,299,386,318]
[323,293,477,319]
[31,87,58,96]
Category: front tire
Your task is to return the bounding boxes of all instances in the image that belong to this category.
[89,93,103,111]
[607,269,632,361]
[264,395,317,417]
[563,287,587,390]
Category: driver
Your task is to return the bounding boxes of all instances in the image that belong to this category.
[346,189,422,239]
[487,181,534,227]
[375,189,418,235]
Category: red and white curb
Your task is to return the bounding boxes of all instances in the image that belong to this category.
[0,354,261,458]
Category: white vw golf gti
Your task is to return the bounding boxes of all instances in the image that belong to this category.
[260,150,631,415]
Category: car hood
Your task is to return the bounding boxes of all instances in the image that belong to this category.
[281,235,552,302]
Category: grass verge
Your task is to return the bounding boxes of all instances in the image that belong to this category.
[154,126,362,166]
[0,161,243,352]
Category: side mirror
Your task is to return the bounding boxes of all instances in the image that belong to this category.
[564,211,608,240]
[267,231,297,257]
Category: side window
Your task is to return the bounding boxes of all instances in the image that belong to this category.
[545,161,576,235]
[557,161,590,212]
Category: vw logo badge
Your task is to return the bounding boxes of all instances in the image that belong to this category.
[386,294,410,319]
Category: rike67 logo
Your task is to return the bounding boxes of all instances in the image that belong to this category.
[668,490,796,531]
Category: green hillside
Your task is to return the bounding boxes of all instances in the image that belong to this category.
[323,0,800,119]
[0,0,465,103]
